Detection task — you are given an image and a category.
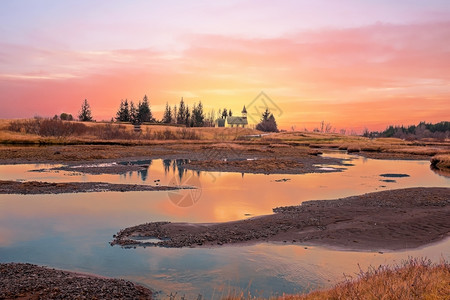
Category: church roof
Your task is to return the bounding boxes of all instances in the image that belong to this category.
[242,106,247,113]
[227,116,248,125]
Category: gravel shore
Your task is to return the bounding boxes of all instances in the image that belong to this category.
[0,263,152,299]
[112,187,450,251]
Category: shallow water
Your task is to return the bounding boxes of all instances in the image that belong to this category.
[0,152,449,298]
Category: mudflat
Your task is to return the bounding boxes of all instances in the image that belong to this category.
[112,187,450,251]
[0,180,187,194]
[0,144,343,175]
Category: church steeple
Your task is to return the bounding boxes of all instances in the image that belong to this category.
[241,106,247,118]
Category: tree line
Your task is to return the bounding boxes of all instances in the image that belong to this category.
[115,95,153,124]
[161,97,206,127]
[367,121,450,140]
[75,97,279,132]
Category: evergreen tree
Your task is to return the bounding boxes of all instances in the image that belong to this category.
[115,100,124,122]
[222,108,228,119]
[191,103,197,126]
[185,104,191,126]
[78,99,93,122]
[137,95,152,123]
[162,102,172,124]
[177,97,186,124]
[130,101,138,124]
[229,109,232,117]
[261,108,271,122]
[172,105,177,124]
[256,109,278,132]
[116,99,130,122]
[268,114,278,130]
[192,101,205,127]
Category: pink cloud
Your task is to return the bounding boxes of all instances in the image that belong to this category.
[1,22,449,130]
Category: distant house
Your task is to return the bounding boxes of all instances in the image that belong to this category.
[215,106,248,128]
[215,118,226,127]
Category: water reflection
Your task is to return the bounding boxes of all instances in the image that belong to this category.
[0,152,449,298]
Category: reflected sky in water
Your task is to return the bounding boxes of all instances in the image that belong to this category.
[0,152,449,298]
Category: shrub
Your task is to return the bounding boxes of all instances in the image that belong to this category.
[38,119,87,137]
[8,119,87,137]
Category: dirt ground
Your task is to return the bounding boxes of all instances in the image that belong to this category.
[112,187,450,252]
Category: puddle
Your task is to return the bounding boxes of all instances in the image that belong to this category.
[71,162,119,169]
[130,237,169,244]
[317,167,340,171]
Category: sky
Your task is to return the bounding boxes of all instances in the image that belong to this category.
[0,0,449,131]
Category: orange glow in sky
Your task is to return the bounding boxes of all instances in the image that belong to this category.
[0,1,449,131]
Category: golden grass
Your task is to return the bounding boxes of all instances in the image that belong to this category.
[1,119,448,158]
[225,258,449,300]
[0,119,260,144]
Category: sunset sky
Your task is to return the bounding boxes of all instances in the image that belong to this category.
[1,1,449,131]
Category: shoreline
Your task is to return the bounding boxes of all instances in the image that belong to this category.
[112,187,450,251]
[0,263,153,299]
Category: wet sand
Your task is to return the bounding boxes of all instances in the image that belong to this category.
[0,263,152,299]
[0,180,189,194]
[112,187,450,251]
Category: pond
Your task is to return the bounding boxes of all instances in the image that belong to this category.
[0,152,449,299]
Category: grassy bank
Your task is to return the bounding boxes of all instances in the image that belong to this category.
[431,154,450,172]
[1,119,449,162]
[226,258,449,300]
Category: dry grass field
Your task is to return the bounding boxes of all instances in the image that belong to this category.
[225,258,449,300]
[0,118,259,144]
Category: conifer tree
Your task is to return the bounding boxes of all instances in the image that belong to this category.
[137,95,152,123]
[177,97,186,124]
[256,108,278,132]
[130,101,138,124]
[172,105,177,124]
[162,102,172,123]
[78,99,93,122]
[116,99,130,122]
